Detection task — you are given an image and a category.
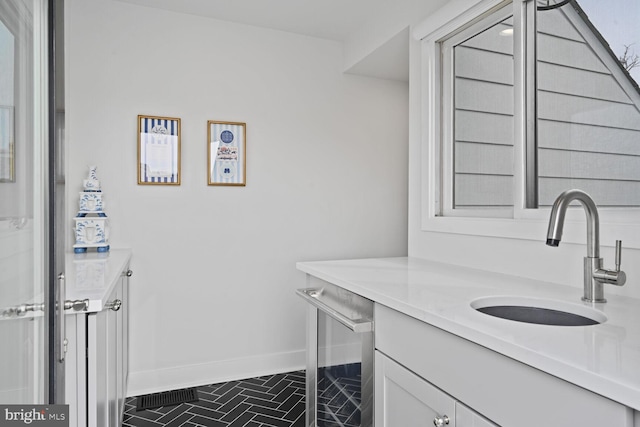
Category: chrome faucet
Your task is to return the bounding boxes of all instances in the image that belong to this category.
[546,189,626,303]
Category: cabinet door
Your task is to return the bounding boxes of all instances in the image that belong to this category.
[456,403,498,427]
[88,280,122,427]
[87,305,117,426]
[117,271,129,423]
[375,351,455,427]
[64,313,87,427]
[110,299,120,427]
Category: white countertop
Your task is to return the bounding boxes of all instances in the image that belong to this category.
[65,249,132,312]
[297,257,640,411]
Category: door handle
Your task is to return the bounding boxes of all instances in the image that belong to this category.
[1,302,45,318]
[0,298,85,319]
[58,273,66,362]
[296,288,373,333]
[57,273,91,362]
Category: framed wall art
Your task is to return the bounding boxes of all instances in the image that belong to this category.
[0,106,15,182]
[138,115,181,185]
[207,121,246,186]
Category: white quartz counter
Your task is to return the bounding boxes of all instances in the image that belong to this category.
[297,257,640,411]
[65,249,132,312]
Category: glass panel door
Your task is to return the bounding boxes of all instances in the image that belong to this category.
[0,0,51,404]
[317,312,365,427]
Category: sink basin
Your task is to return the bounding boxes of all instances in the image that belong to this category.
[470,296,607,326]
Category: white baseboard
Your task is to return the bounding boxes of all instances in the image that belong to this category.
[126,349,306,398]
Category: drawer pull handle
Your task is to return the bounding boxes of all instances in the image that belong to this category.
[433,415,450,426]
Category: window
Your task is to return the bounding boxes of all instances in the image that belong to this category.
[419,0,640,247]
[535,0,640,208]
[442,6,515,215]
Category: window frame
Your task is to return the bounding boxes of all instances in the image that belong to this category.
[440,4,516,218]
[418,0,640,249]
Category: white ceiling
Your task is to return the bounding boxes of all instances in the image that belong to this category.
[115,0,397,42]
[114,0,428,81]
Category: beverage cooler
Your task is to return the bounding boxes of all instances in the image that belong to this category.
[297,281,374,427]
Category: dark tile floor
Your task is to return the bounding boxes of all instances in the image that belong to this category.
[317,365,362,427]
[123,370,306,427]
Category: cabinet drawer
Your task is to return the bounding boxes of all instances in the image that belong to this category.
[375,303,633,427]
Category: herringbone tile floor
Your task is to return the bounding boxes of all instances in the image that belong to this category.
[123,370,306,427]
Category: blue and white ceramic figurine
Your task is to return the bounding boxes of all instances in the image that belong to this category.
[74,166,110,253]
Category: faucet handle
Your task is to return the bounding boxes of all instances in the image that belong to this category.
[593,240,626,287]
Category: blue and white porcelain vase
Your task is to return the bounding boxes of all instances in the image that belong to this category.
[74,166,110,253]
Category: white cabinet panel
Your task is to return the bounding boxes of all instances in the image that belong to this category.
[375,351,456,427]
[66,263,130,427]
[375,351,500,427]
[118,275,129,422]
[456,403,498,427]
[375,303,634,427]
[88,278,122,427]
[87,304,112,426]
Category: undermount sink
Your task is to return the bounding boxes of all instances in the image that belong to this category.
[470,296,607,326]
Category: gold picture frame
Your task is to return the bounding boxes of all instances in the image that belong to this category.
[137,115,181,185]
[207,121,246,186]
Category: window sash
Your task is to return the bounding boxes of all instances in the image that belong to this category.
[440,4,515,218]
[419,0,640,249]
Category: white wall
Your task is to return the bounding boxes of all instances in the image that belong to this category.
[342,0,447,74]
[407,3,640,301]
[66,0,409,396]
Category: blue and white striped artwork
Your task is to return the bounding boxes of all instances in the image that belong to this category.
[139,116,180,184]
[209,121,246,186]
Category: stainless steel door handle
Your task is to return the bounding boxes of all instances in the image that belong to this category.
[57,273,90,362]
[58,273,66,362]
[15,303,45,316]
[296,288,373,333]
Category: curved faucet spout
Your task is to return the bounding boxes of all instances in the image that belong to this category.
[546,189,626,303]
[546,189,600,258]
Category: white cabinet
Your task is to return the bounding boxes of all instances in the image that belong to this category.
[65,262,131,427]
[88,271,129,426]
[375,303,634,427]
[375,351,497,427]
[455,404,498,427]
[375,351,455,427]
